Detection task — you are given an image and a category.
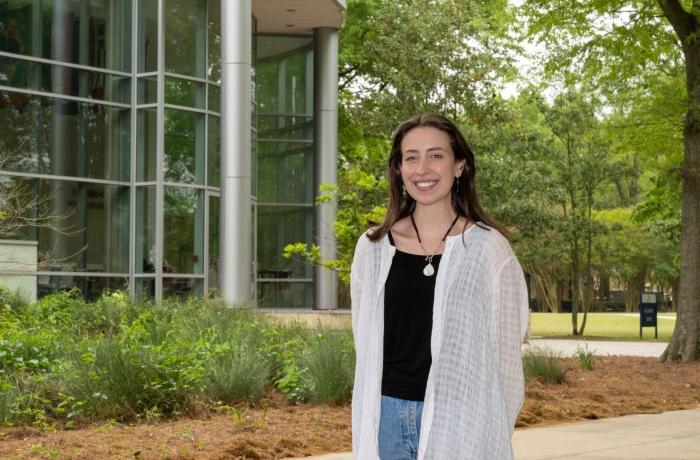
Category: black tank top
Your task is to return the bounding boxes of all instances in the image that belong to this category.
[381,230,441,401]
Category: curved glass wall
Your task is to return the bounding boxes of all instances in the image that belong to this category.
[0,0,223,302]
[0,0,131,72]
[256,36,314,308]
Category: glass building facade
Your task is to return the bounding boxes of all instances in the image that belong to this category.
[0,1,343,306]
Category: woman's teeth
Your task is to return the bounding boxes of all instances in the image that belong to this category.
[415,181,437,190]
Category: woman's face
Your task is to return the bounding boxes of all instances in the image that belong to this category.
[399,126,465,209]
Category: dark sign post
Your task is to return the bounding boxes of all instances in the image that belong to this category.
[639,292,658,339]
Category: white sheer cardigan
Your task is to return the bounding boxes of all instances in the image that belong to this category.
[350,224,529,459]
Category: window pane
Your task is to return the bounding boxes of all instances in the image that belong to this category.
[138,76,157,104]
[259,115,313,140]
[257,142,313,203]
[0,91,130,181]
[208,84,220,112]
[207,115,220,187]
[164,109,205,184]
[257,36,313,114]
[37,276,128,301]
[136,108,157,181]
[208,195,219,293]
[164,186,204,274]
[165,77,205,108]
[136,186,156,273]
[164,277,203,299]
[0,177,129,273]
[164,0,206,78]
[134,277,155,300]
[138,0,158,72]
[257,281,312,309]
[207,0,221,82]
[0,59,130,103]
[257,206,312,279]
[0,0,131,71]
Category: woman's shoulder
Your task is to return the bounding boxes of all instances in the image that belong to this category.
[465,222,516,260]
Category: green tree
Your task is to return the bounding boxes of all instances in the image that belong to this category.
[521,0,698,360]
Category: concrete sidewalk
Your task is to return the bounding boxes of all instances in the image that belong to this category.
[524,338,669,358]
[288,408,700,459]
[288,340,699,460]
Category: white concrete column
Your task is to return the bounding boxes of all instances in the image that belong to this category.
[313,27,339,310]
[220,1,252,306]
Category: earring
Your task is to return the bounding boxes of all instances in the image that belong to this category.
[402,183,407,199]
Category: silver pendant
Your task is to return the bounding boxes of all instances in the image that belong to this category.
[423,263,435,277]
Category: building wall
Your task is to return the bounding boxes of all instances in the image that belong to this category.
[0,1,331,308]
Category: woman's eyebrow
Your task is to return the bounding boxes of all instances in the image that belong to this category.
[403,146,447,154]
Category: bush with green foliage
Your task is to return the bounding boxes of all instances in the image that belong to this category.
[0,290,358,427]
[522,346,567,384]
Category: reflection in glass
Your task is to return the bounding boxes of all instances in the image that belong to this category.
[164,109,205,184]
[138,0,158,72]
[257,206,312,279]
[208,195,219,293]
[257,142,313,203]
[207,0,221,82]
[136,108,157,181]
[134,277,155,300]
[37,276,128,301]
[207,115,220,187]
[1,177,129,273]
[258,115,313,140]
[0,0,131,71]
[163,278,203,299]
[0,59,130,103]
[208,84,220,112]
[164,187,204,274]
[136,186,156,273]
[256,36,313,114]
[138,76,157,104]
[257,281,312,309]
[164,0,205,78]
[0,91,130,181]
[165,77,205,108]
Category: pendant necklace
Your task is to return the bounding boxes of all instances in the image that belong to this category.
[410,213,460,277]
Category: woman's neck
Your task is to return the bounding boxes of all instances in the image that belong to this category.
[411,201,458,237]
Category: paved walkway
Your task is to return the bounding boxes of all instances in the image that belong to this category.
[289,409,700,459]
[524,338,668,358]
[289,340,700,460]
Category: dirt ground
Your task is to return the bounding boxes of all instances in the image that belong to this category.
[1,356,699,459]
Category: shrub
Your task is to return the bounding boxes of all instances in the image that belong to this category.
[522,345,566,384]
[0,286,30,316]
[301,330,355,404]
[66,339,190,420]
[202,341,271,403]
[573,343,595,370]
[0,380,14,424]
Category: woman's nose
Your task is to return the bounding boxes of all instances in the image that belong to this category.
[416,154,430,174]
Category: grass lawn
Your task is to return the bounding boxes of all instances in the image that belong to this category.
[529,312,676,342]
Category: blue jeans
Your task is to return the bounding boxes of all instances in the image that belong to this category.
[378,395,424,460]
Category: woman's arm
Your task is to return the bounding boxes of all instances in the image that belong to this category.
[492,255,530,432]
[350,234,367,342]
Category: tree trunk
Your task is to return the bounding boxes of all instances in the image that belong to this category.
[672,278,680,313]
[658,3,700,361]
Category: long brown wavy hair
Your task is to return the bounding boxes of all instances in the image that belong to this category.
[367,113,509,242]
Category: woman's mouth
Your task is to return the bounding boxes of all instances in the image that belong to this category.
[414,180,438,191]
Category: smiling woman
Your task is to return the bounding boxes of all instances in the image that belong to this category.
[350,113,530,459]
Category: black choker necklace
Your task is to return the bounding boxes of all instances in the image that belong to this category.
[410,213,460,276]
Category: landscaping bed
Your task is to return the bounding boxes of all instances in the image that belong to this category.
[1,356,699,459]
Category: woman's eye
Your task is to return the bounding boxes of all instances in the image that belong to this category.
[431,154,443,159]
[404,156,416,161]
